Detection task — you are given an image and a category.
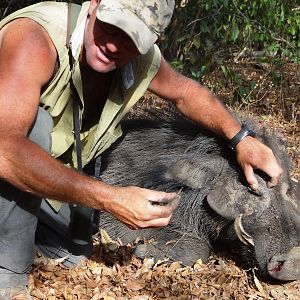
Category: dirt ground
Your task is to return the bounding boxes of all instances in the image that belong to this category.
[29,59,299,299]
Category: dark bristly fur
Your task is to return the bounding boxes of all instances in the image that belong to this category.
[97,103,300,281]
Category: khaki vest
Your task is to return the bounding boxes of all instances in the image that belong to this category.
[0,2,161,210]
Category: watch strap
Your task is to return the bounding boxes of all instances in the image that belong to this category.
[229,124,256,150]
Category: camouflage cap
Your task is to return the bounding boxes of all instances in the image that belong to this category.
[96,0,175,54]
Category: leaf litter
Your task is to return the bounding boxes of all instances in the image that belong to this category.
[29,231,300,300]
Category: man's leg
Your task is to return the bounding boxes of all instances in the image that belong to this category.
[0,108,53,289]
[35,202,93,267]
[35,158,100,267]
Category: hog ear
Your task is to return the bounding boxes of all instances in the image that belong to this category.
[164,154,228,189]
[207,175,271,220]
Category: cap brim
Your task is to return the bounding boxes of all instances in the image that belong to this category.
[96,1,157,54]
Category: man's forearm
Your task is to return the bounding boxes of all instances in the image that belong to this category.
[0,135,182,229]
[148,58,241,140]
[0,136,112,209]
[175,79,241,140]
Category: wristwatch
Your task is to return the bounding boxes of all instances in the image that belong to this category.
[229,124,256,151]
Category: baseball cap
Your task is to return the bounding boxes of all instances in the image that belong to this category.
[96,0,175,54]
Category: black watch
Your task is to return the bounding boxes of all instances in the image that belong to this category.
[228,124,256,151]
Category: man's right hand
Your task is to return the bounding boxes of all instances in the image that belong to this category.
[103,186,181,230]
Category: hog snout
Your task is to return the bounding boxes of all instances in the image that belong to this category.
[268,247,300,281]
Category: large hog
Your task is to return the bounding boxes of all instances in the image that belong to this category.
[97,104,300,281]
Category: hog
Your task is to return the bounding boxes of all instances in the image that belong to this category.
[97,104,300,281]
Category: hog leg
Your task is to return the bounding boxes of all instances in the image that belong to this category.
[99,214,210,265]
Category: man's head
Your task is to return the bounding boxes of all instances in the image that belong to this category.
[96,0,175,54]
[84,0,174,73]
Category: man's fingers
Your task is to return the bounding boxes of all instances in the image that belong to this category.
[113,187,181,229]
[237,136,283,188]
[267,161,283,187]
[256,160,282,188]
[145,192,180,219]
[244,164,279,190]
[267,174,280,188]
[147,191,180,203]
[243,155,282,189]
[243,165,258,190]
[148,193,180,210]
[136,216,174,229]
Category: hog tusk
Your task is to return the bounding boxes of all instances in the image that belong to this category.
[234,214,255,247]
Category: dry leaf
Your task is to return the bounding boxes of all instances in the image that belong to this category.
[252,269,266,296]
[168,261,181,272]
[136,258,154,277]
[126,277,145,291]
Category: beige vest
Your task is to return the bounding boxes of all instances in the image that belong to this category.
[0,1,161,168]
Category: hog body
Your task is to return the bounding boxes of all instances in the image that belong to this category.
[98,105,300,281]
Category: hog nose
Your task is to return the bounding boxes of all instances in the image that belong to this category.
[268,247,300,281]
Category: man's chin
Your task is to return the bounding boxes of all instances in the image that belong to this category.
[91,62,116,73]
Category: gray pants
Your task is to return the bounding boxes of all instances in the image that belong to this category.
[0,108,91,288]
[0,108,52,288]
[35,201,93,268]
[0,108,96,288]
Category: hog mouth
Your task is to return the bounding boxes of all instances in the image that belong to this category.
[267,247,300,281]
[234,226,300,282]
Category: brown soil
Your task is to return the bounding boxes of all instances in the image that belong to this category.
[29,59,299,299]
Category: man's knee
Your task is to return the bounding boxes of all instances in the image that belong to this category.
[28,107,53,153]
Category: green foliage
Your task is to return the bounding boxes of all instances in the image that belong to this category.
[164,0,300,78]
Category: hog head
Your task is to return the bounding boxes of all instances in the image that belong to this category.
[207,172,300,281]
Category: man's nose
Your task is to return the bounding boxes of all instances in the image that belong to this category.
[106,41,119,53]
[105,35,124,53]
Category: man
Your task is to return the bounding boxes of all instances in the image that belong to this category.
[0,0,282,298]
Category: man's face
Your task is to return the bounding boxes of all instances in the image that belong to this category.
[83,2,140,73]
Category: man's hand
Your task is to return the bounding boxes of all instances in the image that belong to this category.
[103,186,181,230]
[236,136,283,189]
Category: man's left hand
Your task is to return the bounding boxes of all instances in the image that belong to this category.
[235,136,283,189]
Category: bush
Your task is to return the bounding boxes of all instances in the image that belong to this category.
[163,0,300,78]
